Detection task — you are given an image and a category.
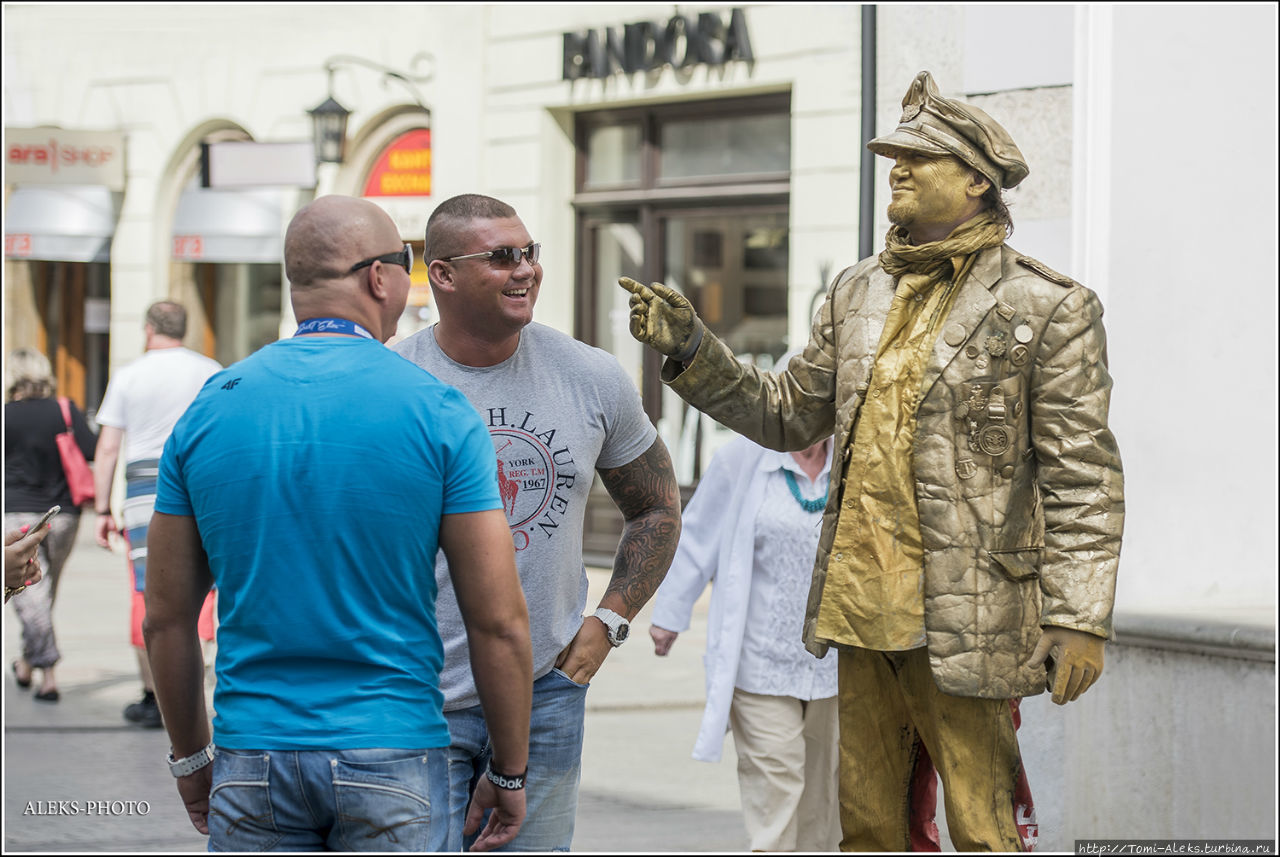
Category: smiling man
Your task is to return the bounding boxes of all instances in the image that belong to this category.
[394,194,681,852]
[619,72,1124,851]
[145,195,532,852]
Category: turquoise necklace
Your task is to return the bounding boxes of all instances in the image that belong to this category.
[783,470,827,513]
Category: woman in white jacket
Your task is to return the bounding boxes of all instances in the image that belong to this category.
[649,431,839,851]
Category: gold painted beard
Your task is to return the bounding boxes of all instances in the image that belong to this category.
[886,198,917,228]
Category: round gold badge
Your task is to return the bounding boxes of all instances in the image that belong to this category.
[978,424,1012,456]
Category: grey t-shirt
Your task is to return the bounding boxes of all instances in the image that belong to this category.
[393,322,657,710]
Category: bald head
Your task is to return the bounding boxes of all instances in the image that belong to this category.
[285,195,398,288]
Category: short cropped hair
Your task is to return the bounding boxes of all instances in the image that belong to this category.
[425,194,518,262]
[5,347,55,402]
[145,300,188,340]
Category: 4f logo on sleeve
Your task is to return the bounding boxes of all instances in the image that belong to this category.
[220,378,241,390]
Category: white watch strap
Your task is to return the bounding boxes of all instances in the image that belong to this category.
[593,607,630,646]
[167,743,215,778]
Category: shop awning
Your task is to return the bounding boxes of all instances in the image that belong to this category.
[171,187,285,263]
[3,186,120,262]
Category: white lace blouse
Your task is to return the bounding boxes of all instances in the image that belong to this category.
[735,448,839,700]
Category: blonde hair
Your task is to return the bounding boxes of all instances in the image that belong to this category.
[5,348,56,402]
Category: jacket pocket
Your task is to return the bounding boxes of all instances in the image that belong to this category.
[988,547,1042,582]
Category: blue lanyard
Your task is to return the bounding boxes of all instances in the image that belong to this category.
[293,318,375,340]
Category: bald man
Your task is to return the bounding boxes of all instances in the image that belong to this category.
[145,195,533,852]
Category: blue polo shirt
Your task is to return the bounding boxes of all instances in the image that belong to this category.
[155,336,501,750]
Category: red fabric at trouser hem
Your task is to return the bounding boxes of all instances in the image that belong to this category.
[908,699,1038,851]
[836,647,1026,851]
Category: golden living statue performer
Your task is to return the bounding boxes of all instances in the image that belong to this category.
[619,71,1123,852]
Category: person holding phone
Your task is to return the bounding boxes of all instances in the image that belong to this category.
[6,523,50,602]
[4,349,97,702]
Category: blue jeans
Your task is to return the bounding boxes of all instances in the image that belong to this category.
[207,747,449,852]
[444,668,589,851]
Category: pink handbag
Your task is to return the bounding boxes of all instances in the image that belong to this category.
[56,397,95,506]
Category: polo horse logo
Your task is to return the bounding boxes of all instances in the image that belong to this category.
[495,443,520,517]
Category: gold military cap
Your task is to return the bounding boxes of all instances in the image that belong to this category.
[867,71,1030,190]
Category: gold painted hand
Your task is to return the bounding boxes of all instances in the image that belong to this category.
[618,277,704,362]
[1028,626,1106,705]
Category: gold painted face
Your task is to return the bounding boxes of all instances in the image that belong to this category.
[886,152,988,243]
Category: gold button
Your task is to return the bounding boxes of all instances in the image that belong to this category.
[1001,465,1015,478]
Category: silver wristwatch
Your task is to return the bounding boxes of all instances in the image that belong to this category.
[167,743,215,778]
[593,607,630,647]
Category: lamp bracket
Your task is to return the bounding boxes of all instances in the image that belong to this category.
[321,53,435,110]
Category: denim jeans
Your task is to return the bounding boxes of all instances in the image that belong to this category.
[444,668,589,852]
[207,747,449,852]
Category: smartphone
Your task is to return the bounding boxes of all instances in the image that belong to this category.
[24,505,60,537]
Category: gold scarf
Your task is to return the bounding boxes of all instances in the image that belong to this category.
[879,212,1007,281]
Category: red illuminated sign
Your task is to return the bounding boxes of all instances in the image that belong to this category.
[362,129,431,197]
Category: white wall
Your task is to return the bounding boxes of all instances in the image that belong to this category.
[1099,4,1278,613]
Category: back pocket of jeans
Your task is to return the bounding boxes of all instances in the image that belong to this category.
[332,754,435,851]
[209,749,281,851]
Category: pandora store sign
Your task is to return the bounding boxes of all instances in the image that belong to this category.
[563,8,754,80]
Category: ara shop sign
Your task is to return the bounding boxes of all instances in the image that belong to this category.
[563,8,753,80]
[362,128,431,197]
[6,128,126,190]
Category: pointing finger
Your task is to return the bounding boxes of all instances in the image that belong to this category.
[618,276,647,296]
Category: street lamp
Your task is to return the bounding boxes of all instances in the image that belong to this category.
[307,53,434,166]
[308,94,352,165]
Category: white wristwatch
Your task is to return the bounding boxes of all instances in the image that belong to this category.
[593,607,630,647]
[167,743,215,778]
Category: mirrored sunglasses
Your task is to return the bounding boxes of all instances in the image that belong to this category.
[441,242,541,269]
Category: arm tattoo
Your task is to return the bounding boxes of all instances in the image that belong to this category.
[597,437,682,617]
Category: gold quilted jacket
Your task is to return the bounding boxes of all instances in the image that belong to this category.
[665,244,1124,698]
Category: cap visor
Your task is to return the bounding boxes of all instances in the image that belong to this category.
[867,128,951,158]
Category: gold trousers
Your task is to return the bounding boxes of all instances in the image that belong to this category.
[837,647,1026,852]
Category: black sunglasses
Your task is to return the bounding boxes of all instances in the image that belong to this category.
[440,242,541,269]
[349,244,413,275]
